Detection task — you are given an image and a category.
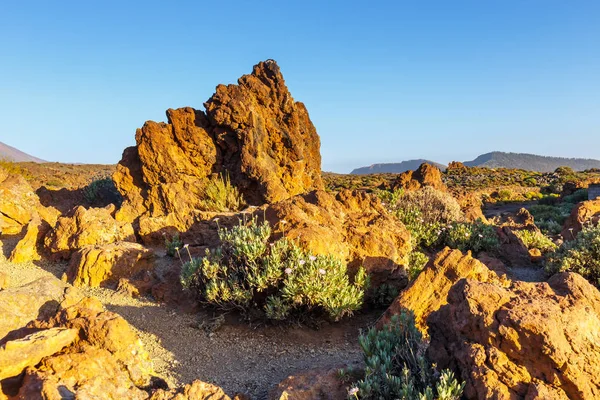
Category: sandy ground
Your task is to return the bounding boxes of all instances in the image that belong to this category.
[0,236,374,399]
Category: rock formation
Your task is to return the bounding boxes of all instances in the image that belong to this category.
[561,199,600,240]
[263,190,412,288]
[427,272,600,399]
[113,60,323,236]
[269,367,349,400]
[391,163,446,192]
[380,248,507,333]
[67,242,155,287]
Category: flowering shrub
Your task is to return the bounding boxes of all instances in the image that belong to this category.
[164,233,183,257]
[441,220,500,254]
[407,251,429,281]
[199,173,246,212]
[514,229,557,253]
[180,217,368,321]
[350,311,464,399]
[547,223,600,286]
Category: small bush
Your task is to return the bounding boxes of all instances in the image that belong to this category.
[441,220,500,254]
[514,230,557,253]
[83,177,123,206]
[529,203,574,235]
[407,251,429,281]
[350,311,464,399]
[199,174,245,212]
[395,207,442,248]
[547,223,600,286]
[496,189,513,202]
[563,189,588,204]
[181,217,367,321]
[165,233,183,257]
[369,283,399,308]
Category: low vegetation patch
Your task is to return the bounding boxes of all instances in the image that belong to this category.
[348,311,464,399]
[0,158,33,179]
[547,223,600,286]
[199,174,245,212]
[83,176,123,206]
[164,233,183,257]
[180,217,368,321]
[514,229,557,253]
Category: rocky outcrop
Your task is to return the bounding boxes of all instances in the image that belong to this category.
[380,248,507,333]
[44,204,135,260]
[561,199,600,240]
[392,163,446,192]
[114,60,323,235]
[427,272,600,400]
[149,380,244,400]
[268,368,349,400]
[67,242,155,288]
[264,190,412,288]
[8,214,51,263]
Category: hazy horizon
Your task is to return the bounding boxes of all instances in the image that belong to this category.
[2,1,599,173]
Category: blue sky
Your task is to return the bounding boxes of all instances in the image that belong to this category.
[1,1,599,172]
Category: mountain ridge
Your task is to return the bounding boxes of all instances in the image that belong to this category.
[0,141,46,163]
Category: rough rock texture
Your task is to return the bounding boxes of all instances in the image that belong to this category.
[0,272,8,290]
[561,199,600,240]
[149,380,243,400]
[264,190,412,288]
[0,173,58,235]
[44,204,135,260]
[392,163,446,192]
[0,278,81,340]
[268,368,349,400]
[380,248,507,333]
[114,60,323,235]
[427,272,600,400]
[8,215,51,263]
[67,242,155,288]
[0,328,77,380]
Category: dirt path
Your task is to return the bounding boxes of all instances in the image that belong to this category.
[0,238,373,399]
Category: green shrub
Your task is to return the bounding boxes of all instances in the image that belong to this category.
[83,177,123,206]
[45,179,64,187]
[524,191,543,200]
[547,223,600,286]
[199,174,245,212]
[539,193,560,205]
[350,311,464,399]
[563,189,588,204]
[369,283,399,308]
[407,251,429,281]
[496,189,513,202]
[514,230,557,253]
[181,217,367,321]
[442,220,500,254]
[529,203,574,235]
[395,207,442,248]
[165,233,183,257]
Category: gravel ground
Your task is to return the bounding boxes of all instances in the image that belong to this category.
[0,236,374,399]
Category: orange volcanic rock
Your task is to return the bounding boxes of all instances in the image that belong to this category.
[44,205,135,260]
[380,248,507,333]
[8,214,51,263]
[149,380,246,400]
[269,367,349,400]
[392,163,446,192]
[113,60,323,235]
[427,272,600,399]
[67,242,155,288]
[264,190,412,288]
[561,199,600,240]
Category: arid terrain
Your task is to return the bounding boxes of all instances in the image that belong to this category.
[2,60,600,400]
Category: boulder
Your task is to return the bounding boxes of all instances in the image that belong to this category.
[392,163,446,192]
[0,278,81,340]
[8,214,51,263]
[561,199,600,240]
[67,242,155,288]
[0,328,77,380]
[380,248,507,333]
[427,272,600,399]
[149,380,243,400]
[268,368,349,400]
[114,60,323,233]
[44,205,135,260]
[264,190,412,288]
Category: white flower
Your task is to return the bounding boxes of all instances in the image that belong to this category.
[183,243,189,248]
[437,231,442,235]
[214,218,219,222]
[318,269,326,275]
[285,268,293,275]
[309,255,317,261]
[465,233,470,237]
[348,387,359,396]
[299,259,306,265]
[269,243,275,247]
[478,234,483,238]
[280,220,287,225]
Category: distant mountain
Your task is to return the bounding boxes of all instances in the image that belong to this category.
[463,152,600,172]
[0,141,45,163]
[351,159,447,175]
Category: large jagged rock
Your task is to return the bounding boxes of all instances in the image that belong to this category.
[67,242,155,288]
[8,214,51,263]
[427,272,600,400]
[0,278,81,340]
[392,163,446,192]
[0,173,58,235]
[561,199,600,240]
[380,248,507,333]
[44,204,135,260]
[114,60,323,235]
[264,190,412,288]
[0,328,77,380]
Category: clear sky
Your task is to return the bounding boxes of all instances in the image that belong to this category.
[1,1,599,173]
